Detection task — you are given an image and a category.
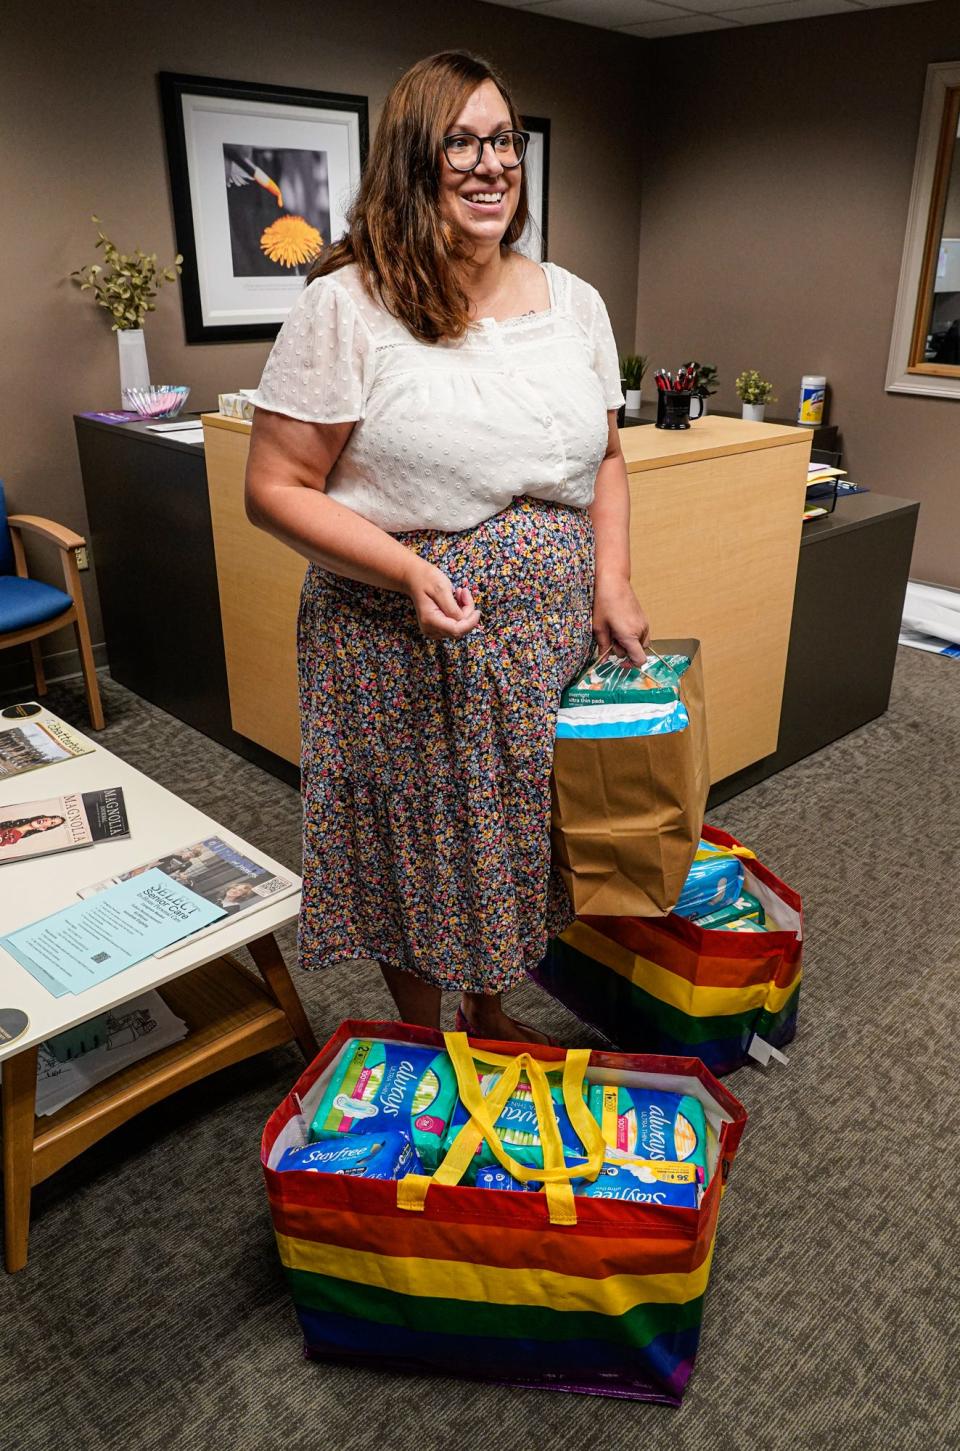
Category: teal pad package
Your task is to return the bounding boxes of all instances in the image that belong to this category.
[674,842,745,920]
[442,1060,590,1183]
[278,1130,420,1179]
[693,892,765,930]
[561,651,691,708]
[590,1085,710,1186]
[309,1039,458,1171]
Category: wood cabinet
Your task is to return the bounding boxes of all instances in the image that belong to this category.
[203,412,811,783]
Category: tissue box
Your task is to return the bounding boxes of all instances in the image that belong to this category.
[218,392,256,422]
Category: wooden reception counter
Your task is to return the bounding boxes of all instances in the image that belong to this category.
[202,412,811,783]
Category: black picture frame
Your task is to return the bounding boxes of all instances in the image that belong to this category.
[519,114,550,261]
[159,72,368,344]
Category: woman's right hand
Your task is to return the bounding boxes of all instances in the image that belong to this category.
[405,559,481,640]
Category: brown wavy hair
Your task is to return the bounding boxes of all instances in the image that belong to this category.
[307,51,529,343]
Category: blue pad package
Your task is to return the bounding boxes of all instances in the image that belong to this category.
[674,840,745,919]
[277,1130,420,1179]
[475,1166,536,1192]
[443,1060,590,1182]
[575,1159,700,1206]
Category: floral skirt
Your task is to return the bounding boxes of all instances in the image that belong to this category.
[296,496,595,993]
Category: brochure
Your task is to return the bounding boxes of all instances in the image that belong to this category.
[79,834,298,952]
[0,869,226,998]
[0,787,129,864]
[32,990,188,1117]
[0,705,95,780]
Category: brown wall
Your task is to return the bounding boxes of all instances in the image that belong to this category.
[3,0,644,674]
[637,0,960,589]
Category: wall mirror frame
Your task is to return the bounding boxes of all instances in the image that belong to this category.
[887,60,960,400]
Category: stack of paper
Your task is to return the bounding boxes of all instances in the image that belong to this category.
[33,990,188,1116]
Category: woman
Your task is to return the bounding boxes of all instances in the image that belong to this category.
[246,51,649,1041]
[0,814,65,848]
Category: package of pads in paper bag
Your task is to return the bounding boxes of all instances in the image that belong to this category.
[556,648,691,739]
[277,1130,420,1179]
[673,839,746,919]
[309,1038,457,1170]
[561,650,691,708]
[590,1084,710,1185]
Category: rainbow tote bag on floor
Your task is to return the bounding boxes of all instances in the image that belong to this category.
[533,825,803,1076]
[261,1019,747,1405]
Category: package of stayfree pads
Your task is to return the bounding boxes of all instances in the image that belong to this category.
[277,1130,420,1180]
[590,1085,710,1186]
[475,1166,536,1192]
[575,1158,700,1206]
[309,1039,458,1171]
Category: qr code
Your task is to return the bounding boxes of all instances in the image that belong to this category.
[260,879,286,897]
[91,950,110,964]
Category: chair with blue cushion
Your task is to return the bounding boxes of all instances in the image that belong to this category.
[0,480,104,729]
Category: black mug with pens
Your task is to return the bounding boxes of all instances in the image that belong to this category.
[654,364,705,429]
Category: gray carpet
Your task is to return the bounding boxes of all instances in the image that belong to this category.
[2,649,958,1450]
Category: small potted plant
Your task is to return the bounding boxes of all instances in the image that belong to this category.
[735,369,776,422]
[691,362,718,416]
[620,354,648,414]
[71,217,182,408]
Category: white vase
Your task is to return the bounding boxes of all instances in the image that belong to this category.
[624,388,643,413]
[117,327,150,408]
[697,395,709,417]
[741,402,766,422]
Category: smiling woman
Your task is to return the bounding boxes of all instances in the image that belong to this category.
[244,50,649,1044]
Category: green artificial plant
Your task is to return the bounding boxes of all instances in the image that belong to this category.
[71,217,182,331]
[691,362,719,397]
[620,353,649,390]
[735,369,777,405]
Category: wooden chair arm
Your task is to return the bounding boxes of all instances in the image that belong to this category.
[7,514,87,552]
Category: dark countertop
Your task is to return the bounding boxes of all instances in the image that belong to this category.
[801,491,919,545]
[75,412,206,454]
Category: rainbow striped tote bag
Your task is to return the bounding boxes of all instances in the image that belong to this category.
[261,1019,747,1404]
[533,826,803,1076]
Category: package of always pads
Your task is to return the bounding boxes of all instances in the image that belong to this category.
[556,651,691,740]
[442,1059,590,1180]
[309,1039,457,1171]
[673,840,745,919]
[278,1131,420,1179]
[590,1084,710,1186]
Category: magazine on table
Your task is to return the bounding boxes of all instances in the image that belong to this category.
[0,704,94,780]
[0,787,129,864]
[33,990,188,1116]
[78,834,298,952]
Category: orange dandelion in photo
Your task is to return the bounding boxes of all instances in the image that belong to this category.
[260,215,323,268]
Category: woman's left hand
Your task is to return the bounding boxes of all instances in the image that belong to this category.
[592,574,651,667]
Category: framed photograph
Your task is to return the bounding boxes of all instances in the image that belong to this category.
[517,115,550,262]
[159,73,368,343]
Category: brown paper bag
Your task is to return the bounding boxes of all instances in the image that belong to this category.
[550,638,709,917]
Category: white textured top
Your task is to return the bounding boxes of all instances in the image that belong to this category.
[250,260,624,533]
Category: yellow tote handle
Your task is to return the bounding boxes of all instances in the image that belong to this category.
[694,842,756,862]
[397,1032,605,1226]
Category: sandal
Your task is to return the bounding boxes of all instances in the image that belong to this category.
[454,1006,559,1047]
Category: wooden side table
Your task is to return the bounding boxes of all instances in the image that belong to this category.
[0,708,315,1271]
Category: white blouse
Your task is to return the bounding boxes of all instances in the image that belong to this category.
[250,259,624,534]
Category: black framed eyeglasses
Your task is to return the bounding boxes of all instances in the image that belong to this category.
[441,129,529,173]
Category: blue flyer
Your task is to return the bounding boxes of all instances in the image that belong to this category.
[0,868,226,997]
